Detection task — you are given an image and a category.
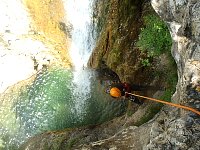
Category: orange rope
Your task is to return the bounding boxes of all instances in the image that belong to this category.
[125,92,200,116]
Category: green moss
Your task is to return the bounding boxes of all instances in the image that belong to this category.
[141,58,151,67]
[160,75,177,102]
[159,56,177,102]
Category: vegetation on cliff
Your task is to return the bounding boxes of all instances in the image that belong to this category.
[136,14,172,66]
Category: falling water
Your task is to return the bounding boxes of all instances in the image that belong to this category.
[65,0,95,68]
[63,0,96,121]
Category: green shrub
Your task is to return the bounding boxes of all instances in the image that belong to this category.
[136,14,172,56]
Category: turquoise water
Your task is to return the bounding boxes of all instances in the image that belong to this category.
[0,68,127,149]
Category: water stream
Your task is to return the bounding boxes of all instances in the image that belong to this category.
[64,0,95,121]
[0,0,127,149]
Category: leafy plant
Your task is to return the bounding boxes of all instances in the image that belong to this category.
[136,14,172,56]
[141,58,151,67]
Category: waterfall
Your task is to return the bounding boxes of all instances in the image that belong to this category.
[64,0,94,69]
[63,0,96,119]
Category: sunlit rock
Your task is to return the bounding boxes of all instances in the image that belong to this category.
[0,0,72,93]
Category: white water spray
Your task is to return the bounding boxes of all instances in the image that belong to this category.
[64,0,93,69]
[63,0,95,118]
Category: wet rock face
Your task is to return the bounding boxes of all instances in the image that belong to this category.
[87,0,145,83]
